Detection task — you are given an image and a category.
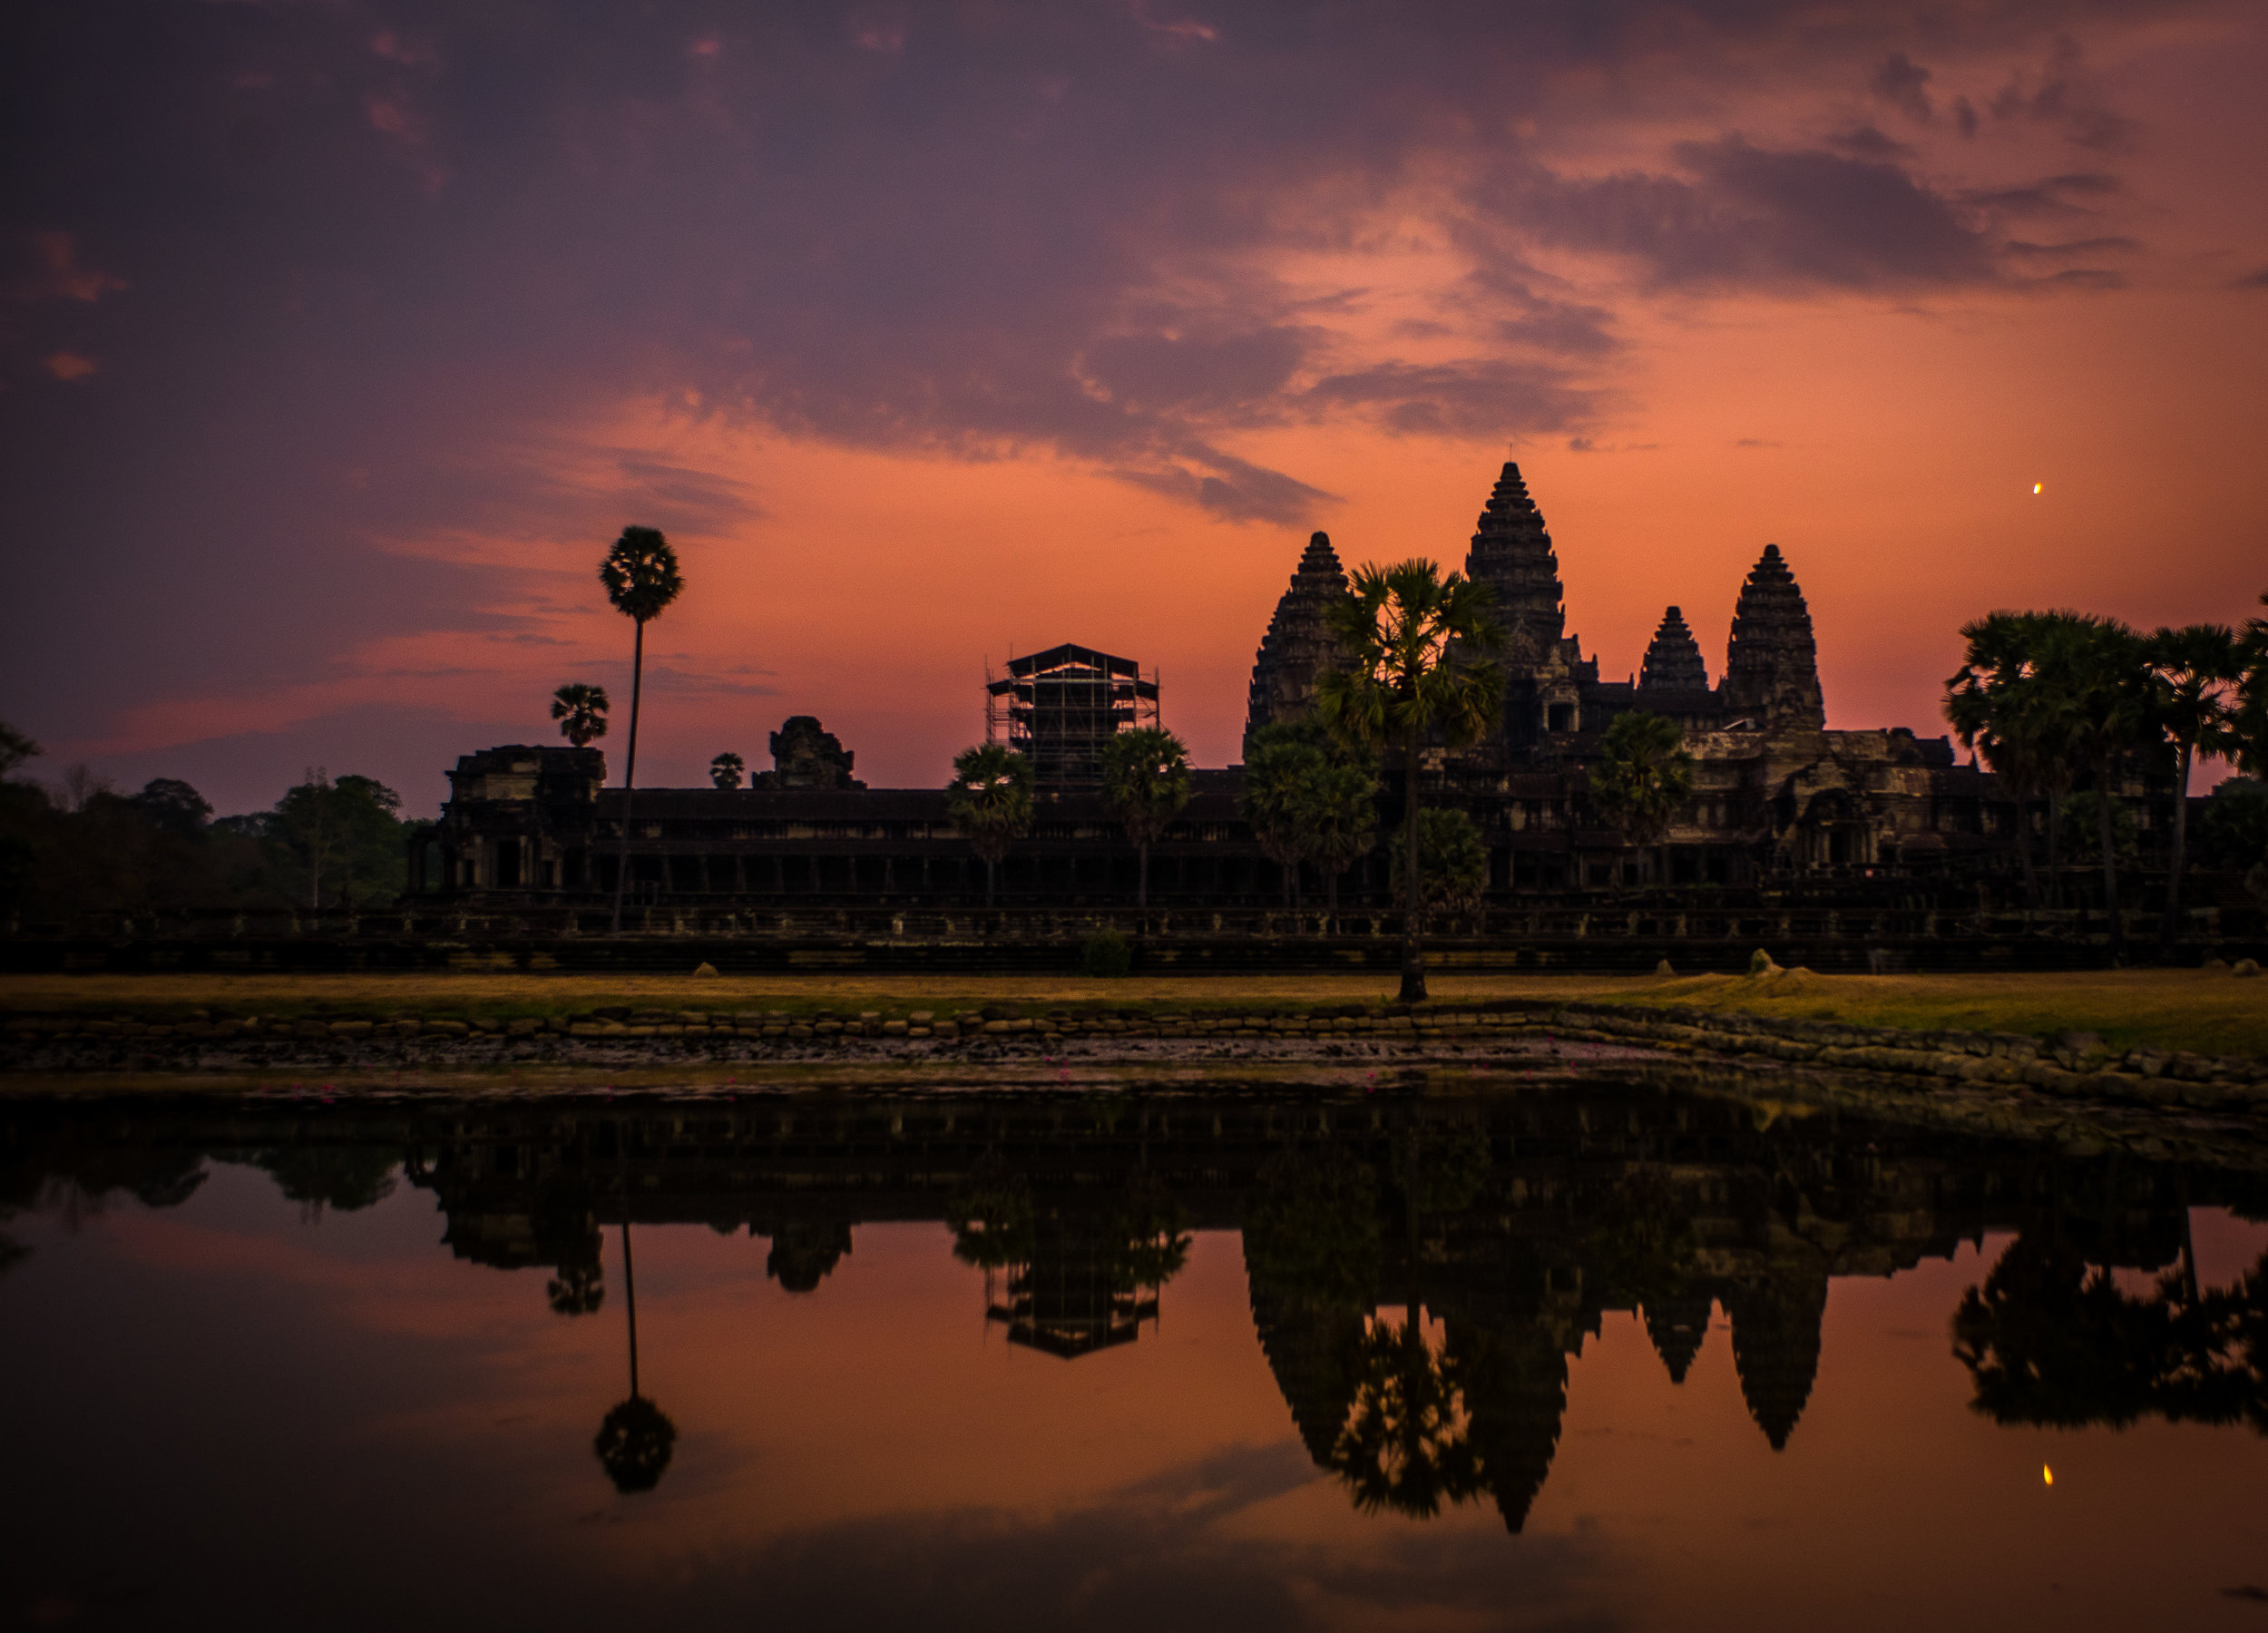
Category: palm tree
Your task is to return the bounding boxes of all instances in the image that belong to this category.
[1099,727,1192,908]
[1390,807,1490,925]
[593,1218,676,1493]
[709,751,745,790]
[1948,617,2047,909]
[1240,723,1324,906]
[1587,709,1694,889]
[2037,614,2154,963]
[2144,624,2242,963]
[1292,756,1380,917]
[546,1261,604,1315]
[1329,1311,1484,1517]
[1946,611,2082,911]
[599,525,685,933]
[2232,592,2268,778]
[1316,560,1504,1002]
[946,743,1034,907]
[550,682,611,748]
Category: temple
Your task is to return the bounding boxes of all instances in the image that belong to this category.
[413,460,2120,914]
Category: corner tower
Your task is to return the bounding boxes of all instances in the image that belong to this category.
[1720,544,1824,730]
[1246,531,1350,747]
[1461,462,1565,668]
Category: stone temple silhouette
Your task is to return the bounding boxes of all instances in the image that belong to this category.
[416,460,2058,906]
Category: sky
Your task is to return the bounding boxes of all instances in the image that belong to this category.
[4,1,2264,818]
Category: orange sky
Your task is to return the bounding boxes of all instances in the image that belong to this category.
[6,2,2264,812]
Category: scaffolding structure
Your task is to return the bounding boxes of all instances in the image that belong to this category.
[984,642,1160,786]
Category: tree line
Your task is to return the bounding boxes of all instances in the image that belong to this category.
[1944,604,2268,963]
[0,724,418,921]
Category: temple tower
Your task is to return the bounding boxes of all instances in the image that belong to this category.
[1642,1290,1716,1384]
[1720,544,1825,730]
[1454,1316,1573,1533]
[764,717,863,789]
[1461,462,1565,669]
[1638,606,1708,693]
[1245,531,1350,747]
[1726,1271,1828,1452]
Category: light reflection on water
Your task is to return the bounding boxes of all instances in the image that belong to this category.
[3,1083,2266,1632]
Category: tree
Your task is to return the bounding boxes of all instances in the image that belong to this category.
[0,720,39,780]
[2144,628,2242,960]
[1242,720,1380,913]
[709,751,745,790]
[269,771,407,909]
[270,770,346,910]
[1108,1170,1193,1292]
[1100,727,1191,907]
[251,1144,399,1221]
[2196,779,2268,877]
[130,777,211,838]
[599,525,685,932]
[1316,560,1504,1003]
[1292,755,1379,916]
[593,1219,676,1494]
[1329,1312,1484,1518]
[2231,592,2268,778]
[1587,710,1694,888]
[2037,614,2155,963]
[1946,613,2072,911]
[1389,807,1489,925]
[946,1159,1037,1270]
[547,1262,605,1316]
[550,682,611,748]
[945,743,1034,907]
[1953,1234,2268,1435]
[1240,723,1325,906]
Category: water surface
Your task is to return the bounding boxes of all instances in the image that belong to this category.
[5,1083,2265,1631]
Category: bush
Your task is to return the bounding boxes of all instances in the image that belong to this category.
[2197,779,2268,873]
[1080,928,1133,978]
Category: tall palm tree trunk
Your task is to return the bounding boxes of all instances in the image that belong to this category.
[621,1218,640,1398]
[609,618,646,934]
[1138,841,1149,909]
[1401,719,1425,1003]
[2158,740,2194,964]
[2096,758,2124,964]
[2013,787,2039,913]
[2046,789,2064,910]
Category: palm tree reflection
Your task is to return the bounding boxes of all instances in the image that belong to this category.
[593,1219,676,1494]
[1330,1309,1481,1517]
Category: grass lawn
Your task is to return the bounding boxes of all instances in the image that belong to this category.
[3,967,2262,1055]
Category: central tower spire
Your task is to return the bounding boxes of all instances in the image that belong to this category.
[1461,462,1564,668]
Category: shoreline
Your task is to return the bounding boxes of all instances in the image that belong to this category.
[7,994,2265,1172]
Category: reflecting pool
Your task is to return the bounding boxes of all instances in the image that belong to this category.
[5,1082,2266,1631]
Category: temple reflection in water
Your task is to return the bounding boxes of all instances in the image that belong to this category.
[5,1082,2263,1522]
